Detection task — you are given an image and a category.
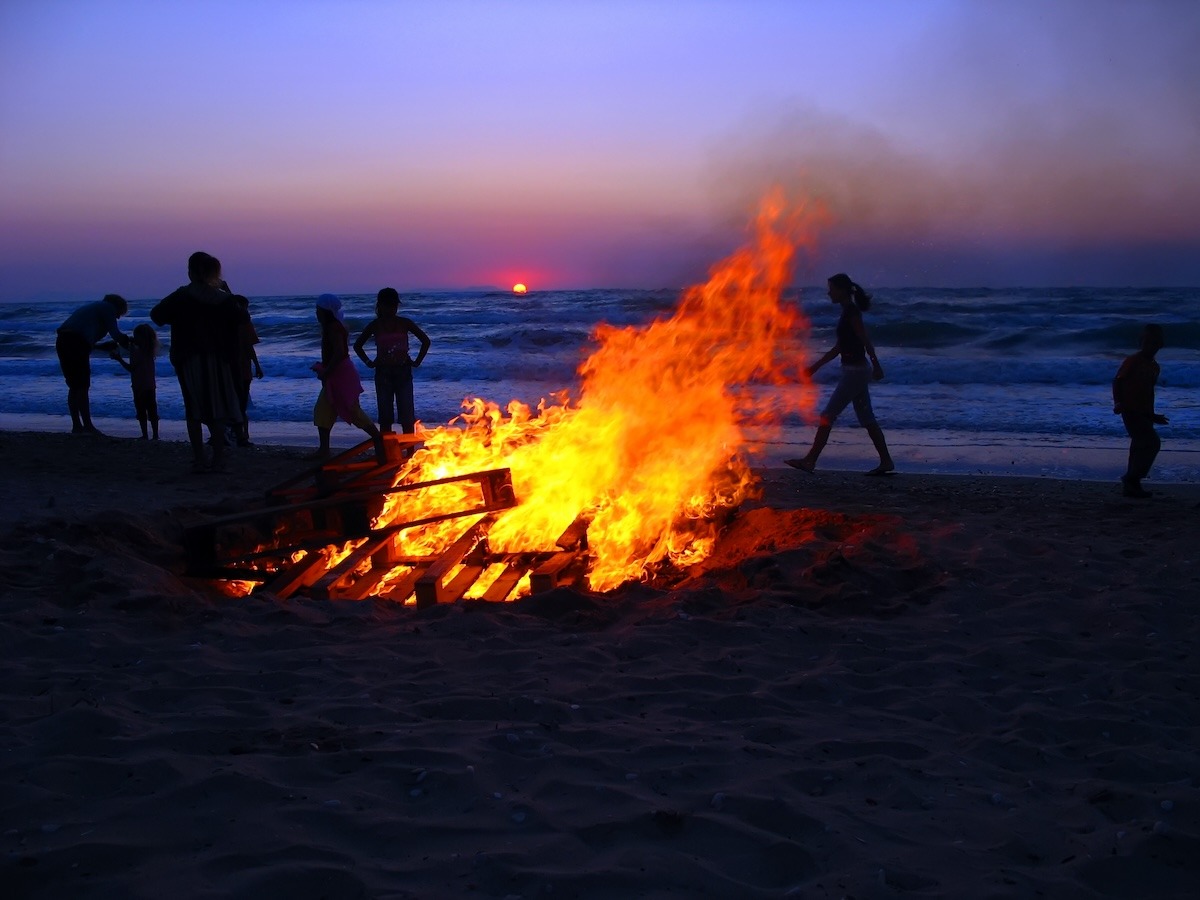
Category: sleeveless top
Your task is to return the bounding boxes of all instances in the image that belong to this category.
[836,308,868,366]
[376,328,409,364]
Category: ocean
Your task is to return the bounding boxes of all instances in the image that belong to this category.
[2,286,1198,481]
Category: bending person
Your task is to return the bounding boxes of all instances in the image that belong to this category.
[787,273,894,476]
[55,293,131,434]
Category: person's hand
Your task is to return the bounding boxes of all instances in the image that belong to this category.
[802,365,815,379]
[871,360,885,381]
[365,359,376,369]
[1154,413,1169,425]
[254,366,264,379]
[108,350,122,361]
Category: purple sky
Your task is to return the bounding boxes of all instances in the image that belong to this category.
[2,0,1198,301]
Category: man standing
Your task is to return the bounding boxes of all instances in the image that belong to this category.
[55,293,131,434]
[1112,324,1167,498]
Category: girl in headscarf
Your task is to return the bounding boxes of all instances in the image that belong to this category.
[312,293,384,459]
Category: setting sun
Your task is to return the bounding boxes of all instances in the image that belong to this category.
[512,283,527,294]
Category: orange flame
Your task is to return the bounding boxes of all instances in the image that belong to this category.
[378,190,824,593]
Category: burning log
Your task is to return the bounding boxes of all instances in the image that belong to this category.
[183,435,593,604]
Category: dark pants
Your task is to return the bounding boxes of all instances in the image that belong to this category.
[1121,413,1160,482]
[56,330,91,389]
[375,364,415,433]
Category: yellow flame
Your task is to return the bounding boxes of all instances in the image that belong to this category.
[374,190,823,594]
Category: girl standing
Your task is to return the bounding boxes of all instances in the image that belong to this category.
[111,323,160,440]
[353,287,431,434]
[787,273,894,475]
[312,294,384,459]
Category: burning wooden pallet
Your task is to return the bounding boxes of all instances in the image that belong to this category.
[182,434,590,605]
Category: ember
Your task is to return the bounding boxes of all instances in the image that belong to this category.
[187,191,825,601]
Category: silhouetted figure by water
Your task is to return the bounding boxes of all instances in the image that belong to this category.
[150,252,246,473]
[55,293,131,435]
[1113,324,1167,499]
[787,273,895,476]
[311,293,384,460]
[109,323,160,439]
[354,287,431,435]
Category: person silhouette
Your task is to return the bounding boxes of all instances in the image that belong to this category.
[55,293,131,434]
[353,287,431,434]
[150,252,246,473]
[786,273,894,475]
[109,323,160,439]
[1113,324,1167,498]
[311,293,385,460]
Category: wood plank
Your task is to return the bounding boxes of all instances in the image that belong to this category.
[480,558,532,602]
[259,549,334,599]
[414,515,495,608]
[529,551,581,593]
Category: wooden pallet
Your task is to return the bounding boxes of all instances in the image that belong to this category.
[182,435,590,604]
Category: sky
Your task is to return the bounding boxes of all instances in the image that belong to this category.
[2,0,1198,301]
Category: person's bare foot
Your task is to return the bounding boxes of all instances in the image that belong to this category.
[785,457,816,473]
[865,461,896,476]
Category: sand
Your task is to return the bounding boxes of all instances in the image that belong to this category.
[1,429,1198,898]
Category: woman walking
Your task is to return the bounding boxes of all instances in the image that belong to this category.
[787,273,894,476]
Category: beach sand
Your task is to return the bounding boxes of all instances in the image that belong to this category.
[2,430,1198,898]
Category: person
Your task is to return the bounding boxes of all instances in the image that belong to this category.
[312,293,385,459]
[55,293,131,434]
[786,273,895,476]
[1112,324,1167,499]
[232,294,264,447]
[353,287,431,434]
[109,323,160,439]
[150,252,247,473]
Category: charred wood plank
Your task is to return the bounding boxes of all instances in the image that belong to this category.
[414,515,495,609]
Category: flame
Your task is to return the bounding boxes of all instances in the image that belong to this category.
[375,190,824,594]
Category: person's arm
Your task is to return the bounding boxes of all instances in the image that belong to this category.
[249,345,263,378]
[353,321,377,368]
[1112,359,1131,413]
[109,349,131,372]
[806,345,840,377]
[408,320,431,367]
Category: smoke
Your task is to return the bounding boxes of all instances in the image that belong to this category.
[703,1,1200,283]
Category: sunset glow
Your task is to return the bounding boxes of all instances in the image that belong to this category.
[1,1,1198,299]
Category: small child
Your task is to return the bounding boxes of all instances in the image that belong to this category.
[111,323,160,439]
[312,294,384,460]
[353,287,431,434]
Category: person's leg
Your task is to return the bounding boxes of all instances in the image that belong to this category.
[134,390,149,439]
[313,388,334,457]
[57,332,87,432]
[374,369,394,433]
[147,390,159,439]
[851,388,894,474]
[1122,414,1159,495]
[350,405,386,461]
[787,367,862,472]
[398,366,416,434]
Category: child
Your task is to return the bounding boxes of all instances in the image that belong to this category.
[312,294,385,460]
[110,323,160,439]
[353,287,431,434]
[1112,324,1168,498]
